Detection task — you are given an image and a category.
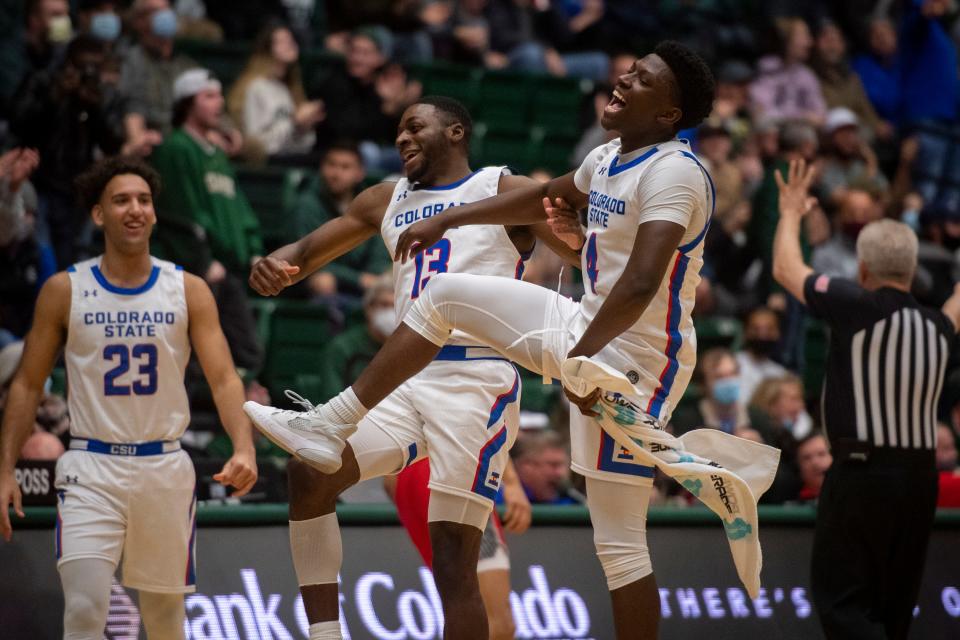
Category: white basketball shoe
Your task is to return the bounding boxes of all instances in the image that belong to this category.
[243,390,357,474]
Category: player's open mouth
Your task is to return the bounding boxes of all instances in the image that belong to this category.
[124,221,145,231]
[402,148,421,167]
[605,89,627,113]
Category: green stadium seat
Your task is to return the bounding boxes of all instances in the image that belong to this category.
[235,166,296,252]
[175,39,250,88]
[476,71,534,133]
[803,318,829,398]
[531,76,589,136]
[693,316,743,353]
[528,128,579,176]
[410,62,482,110]
[293,373,326,406]
[473,123,535,172]
[260,300,337,397]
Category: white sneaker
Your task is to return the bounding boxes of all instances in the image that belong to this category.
[243,390,357,474]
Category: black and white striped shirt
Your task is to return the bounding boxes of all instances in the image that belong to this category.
[804,273,956,450]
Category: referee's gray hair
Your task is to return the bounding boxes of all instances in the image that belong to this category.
[362,272,394,307]
[856,219,918,283]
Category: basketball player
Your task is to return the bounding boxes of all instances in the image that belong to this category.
[384,457,531,640]
[0,157,258,640]
[246,41,717,639]
[246,96,579,640]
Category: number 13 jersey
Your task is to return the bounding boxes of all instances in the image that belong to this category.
[382,167,524,346]
[65,257,191,442]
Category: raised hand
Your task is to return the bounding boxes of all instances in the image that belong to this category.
[775,158,818,221]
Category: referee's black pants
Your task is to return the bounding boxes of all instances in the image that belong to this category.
[811,446,938,640]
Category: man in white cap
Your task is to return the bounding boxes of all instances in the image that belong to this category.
[818,106,888,205]
[150,68,265,376]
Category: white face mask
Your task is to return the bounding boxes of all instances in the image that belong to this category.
[48,14,73,43]
[369,308,396,337]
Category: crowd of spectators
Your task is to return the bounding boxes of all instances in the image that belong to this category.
[3,0,960,509]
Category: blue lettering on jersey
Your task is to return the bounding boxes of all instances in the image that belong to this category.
[84,310,176,338]
[587,190,626,228]
[394,201,465,228]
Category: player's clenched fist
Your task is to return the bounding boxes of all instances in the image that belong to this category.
[213,449,258,497]
[249,256,300,296]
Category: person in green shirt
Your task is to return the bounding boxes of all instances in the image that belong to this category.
[150,68,264,372]
[287,141,391,300]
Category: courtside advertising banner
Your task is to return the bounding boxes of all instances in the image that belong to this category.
[2,523,958,639]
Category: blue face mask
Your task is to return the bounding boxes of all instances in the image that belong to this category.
[902,209,920,232]
[90,12,121,42]
[151,9,177,39]
[712,378,740,405]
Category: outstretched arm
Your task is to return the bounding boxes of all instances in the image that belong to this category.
[500,174,584,267]
[249,182,393,296]
[1,273,69,540]
[772,159,818,304]
[185,274,258,496]
[395,171,587,261]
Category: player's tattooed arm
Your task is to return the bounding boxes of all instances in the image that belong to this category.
[249,182,393,296]
[184,274,258,497]
[395,172,587,262]
[1,273,69,541]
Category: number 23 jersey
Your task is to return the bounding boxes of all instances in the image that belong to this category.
[382,167,524,346]
[65,257,191,442]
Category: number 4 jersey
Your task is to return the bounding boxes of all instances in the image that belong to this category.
[573,138,713,423]
[382,167,524,345]
[65,257,191,442]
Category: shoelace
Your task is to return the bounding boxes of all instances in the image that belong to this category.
[284,389,318,413]
[506,265,577,382]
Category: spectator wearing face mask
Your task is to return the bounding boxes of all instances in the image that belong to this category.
[317,275,395,402]
[672,348,750,436]
[0,0,71,112]
[10,35,128,268]
[77,0,122,45]
[736,306,787,403]
[812,188,883,281]
[120,0,240,156]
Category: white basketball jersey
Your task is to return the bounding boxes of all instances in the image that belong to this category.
[65,257,191,442]
[574,138,714,423]
[382,167,524,345]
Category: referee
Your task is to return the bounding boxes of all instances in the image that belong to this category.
[771,159,960,639]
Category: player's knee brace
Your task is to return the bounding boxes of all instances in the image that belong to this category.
[586,477,654,591]
[289,513,342,586]
[60,559,113,640]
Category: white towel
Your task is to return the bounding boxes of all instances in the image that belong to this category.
[561,356,781,598]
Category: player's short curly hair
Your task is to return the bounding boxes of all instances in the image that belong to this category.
[416,95,473,145]
[653,41,716,131]
[74,156,162,212]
